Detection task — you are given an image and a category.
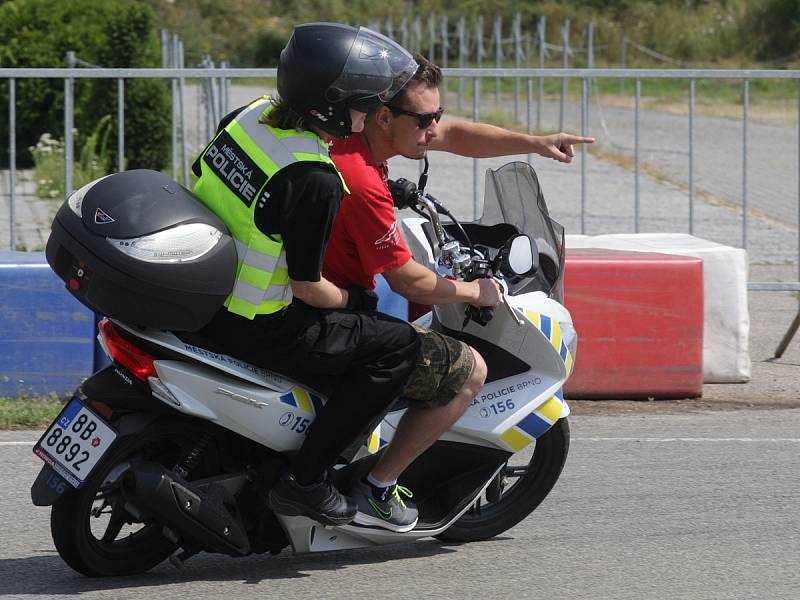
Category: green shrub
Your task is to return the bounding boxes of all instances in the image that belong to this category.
[30,116,113,200]
[743,0,800,62]
[0,0,170,170]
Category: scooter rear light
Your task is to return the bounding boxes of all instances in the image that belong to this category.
[98,318,158,381]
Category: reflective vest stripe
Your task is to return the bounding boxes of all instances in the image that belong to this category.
[231,279,291,305]
[238,107,309,169]
[233,241,289,275]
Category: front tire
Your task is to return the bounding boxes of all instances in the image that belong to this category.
[436,417,570,542]
[50,420,208,577]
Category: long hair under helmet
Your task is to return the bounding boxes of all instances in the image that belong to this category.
[278,23,418,137]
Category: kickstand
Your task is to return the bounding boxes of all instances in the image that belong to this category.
[168,548,198,569]
[774,309,800,359]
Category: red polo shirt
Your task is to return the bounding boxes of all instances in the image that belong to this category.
[324,134,412,289]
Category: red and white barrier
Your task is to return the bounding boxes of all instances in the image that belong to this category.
[563,248,704,399]
[567,234,750,383]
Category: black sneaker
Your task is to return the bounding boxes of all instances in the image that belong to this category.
[351,479,418,533]
[268,473,357,526]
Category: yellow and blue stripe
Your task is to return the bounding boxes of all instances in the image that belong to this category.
[525,310,573,374]
[500,388,565,451]
[279,388,326,415]
[278,388,385,454]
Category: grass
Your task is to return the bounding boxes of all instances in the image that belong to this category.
[0,395,64,430]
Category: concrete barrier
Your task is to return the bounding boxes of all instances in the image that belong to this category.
[0,251,95,396]
[0,255,408,397]
[563,248,704,399]
[566,234,750,383]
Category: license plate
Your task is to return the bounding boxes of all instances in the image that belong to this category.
[33,399,117,488]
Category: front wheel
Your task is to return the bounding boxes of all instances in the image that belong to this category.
[436,417,569,542]
[50,419,209,577]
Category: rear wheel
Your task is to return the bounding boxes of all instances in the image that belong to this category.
[436,417,569,542]
[50,420,208,577]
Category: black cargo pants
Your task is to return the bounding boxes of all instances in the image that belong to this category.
[195,300,421,484]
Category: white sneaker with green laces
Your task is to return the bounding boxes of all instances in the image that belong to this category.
[351,479,418,533]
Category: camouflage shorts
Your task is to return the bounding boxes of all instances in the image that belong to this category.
[401,325,476,408]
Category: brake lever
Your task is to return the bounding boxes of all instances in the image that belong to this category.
[503,292,524,326]
[495,276,524,326]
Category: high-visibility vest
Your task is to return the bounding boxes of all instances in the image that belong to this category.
[193,96,347,319]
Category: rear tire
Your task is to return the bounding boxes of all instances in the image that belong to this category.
[436,417,569,542]
[50,420,207,577]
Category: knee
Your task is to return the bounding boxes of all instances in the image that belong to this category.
[469,348,488,389]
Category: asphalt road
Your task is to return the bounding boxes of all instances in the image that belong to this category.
[2,409,798,600]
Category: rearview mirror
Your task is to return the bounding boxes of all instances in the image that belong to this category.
[501,234,538,278]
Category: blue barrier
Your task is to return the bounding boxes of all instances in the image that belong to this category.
[375,274,409,321]
[0,253,409,397]
[0,251,95,397]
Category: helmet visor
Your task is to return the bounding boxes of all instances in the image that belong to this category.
[326,27,418,104]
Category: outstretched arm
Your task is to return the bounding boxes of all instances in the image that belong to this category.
[429,119,594,163]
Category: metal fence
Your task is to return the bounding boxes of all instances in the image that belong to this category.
[2,66,800,350]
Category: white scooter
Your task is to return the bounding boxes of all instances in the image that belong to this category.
[30,161,575,576]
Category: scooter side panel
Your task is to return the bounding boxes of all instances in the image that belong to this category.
[153,360,317,452]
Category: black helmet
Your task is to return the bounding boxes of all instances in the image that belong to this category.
[278,23,418,137]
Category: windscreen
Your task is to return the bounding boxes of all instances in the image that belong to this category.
[476,162,565,301]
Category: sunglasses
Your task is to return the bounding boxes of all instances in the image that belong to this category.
[387,105,444,129]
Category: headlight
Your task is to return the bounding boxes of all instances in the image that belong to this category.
[66,175,111,217]
[107,223,223,263]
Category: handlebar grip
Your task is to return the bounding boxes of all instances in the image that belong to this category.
[465,304,494,327]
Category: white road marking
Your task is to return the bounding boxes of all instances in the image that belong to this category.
[574,437,800,443]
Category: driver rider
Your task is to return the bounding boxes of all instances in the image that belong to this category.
[323,53,594,531]
[190,23,421,528]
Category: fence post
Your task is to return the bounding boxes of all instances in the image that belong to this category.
[473,75,481,219]
[586,22,594,68]
[581,77,588,234]
[476,16,484,70]
[689,79,695,235]
[457,16,465,112]
[414,16,422,54]
[742,79,749,250]
[586,22,593,131]
[620,35,628,95]
[400,17,408,49]
[171,35,178,181]
[494,16,502,106]
[8,78,16,250]
[559,19,569,132]
[514,12,521,123]
[161,29,169,68]
[64,51,75,196]
[527,77,532,164]
[428,14,436,62]
[634,78,641,232]
[773,78,800,358]
[179,39,188,187]
[538,16,545,132]
[440,15,448,69]
[117,78,124,173]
